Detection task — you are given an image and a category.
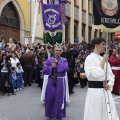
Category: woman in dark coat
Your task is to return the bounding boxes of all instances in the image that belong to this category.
[0,53,15,96]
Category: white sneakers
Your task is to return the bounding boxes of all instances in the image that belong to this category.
[16,88,22,91]
[19,88,22,90]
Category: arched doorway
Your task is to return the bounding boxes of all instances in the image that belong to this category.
[0,2,20,43]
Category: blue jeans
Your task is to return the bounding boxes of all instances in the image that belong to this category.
[17,73,22,88]
[12,80,16,89]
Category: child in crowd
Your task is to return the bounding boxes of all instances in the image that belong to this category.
[11,67,17,92]
[16,63,23,90]
[3,45,9,52]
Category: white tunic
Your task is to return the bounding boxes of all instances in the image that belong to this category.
[84,53,119,120]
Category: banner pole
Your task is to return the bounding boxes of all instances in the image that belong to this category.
[52,32,55,54]
[32,0,39,43]
[105,32,108,82]
[105,32,113,120]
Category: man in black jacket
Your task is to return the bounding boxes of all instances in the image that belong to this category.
[61,47,75,94]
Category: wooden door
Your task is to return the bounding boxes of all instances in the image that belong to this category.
[0,25,20,43]
[9,27,20,43]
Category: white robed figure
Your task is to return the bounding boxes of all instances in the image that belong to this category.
[84,38,119,120]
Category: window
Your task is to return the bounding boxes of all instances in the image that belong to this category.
[0,2,20,28]
[65,18,70,43]
[89,27,92,42]
[74,0,76,5]
[82,24,86,40]
[74,21,78,39]
[94,29,97,38]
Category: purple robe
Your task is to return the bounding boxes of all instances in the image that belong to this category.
[42,57,69,119]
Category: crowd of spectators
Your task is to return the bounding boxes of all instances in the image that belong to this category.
[0,36,120,96]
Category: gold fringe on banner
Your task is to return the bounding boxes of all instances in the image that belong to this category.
[92,25,120,33]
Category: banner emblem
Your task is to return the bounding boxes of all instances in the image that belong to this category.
[48,14,56,25]
[102,0,118,16]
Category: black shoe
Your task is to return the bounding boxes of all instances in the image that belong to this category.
[2,93,5,96]
[84,84,87,87]
[12,92,16,95]
[28,83,32,86]
[69,91,74,94]
[24,84,27,87]
[81,85,84,88]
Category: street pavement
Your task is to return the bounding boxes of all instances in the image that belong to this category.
[0,83,120,120]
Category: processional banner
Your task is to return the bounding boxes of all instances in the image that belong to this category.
[42,4,62,32]
[93,0,120,32]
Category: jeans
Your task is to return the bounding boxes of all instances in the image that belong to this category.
[12,80,16,89]
[17,73,22,88]
[1,72,14,93]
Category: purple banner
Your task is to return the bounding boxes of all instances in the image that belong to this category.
[42,4,62,32]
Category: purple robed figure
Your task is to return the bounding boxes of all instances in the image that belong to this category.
[40,0,66,4]
[42,47,69,119]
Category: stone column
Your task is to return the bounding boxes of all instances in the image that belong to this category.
[92,28,95,39]
[97,29,99,37]
[78,0,82,43]
[85,0,89,42]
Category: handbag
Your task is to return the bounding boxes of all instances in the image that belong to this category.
[80,73,86,79]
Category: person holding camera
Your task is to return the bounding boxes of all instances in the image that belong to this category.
[0,53,15,96]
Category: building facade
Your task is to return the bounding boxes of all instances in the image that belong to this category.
[64,0,115,43]
[0,0,30,44]
[0,0,116,44]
